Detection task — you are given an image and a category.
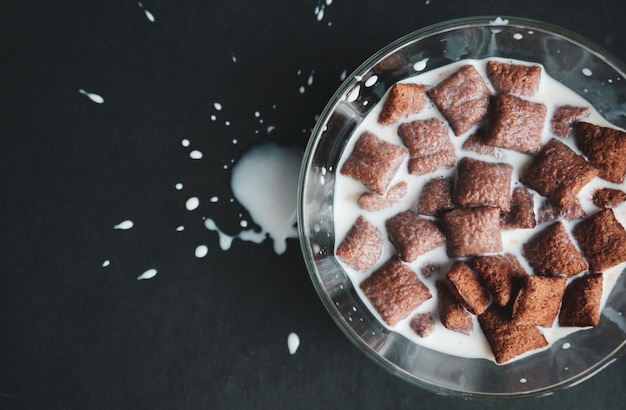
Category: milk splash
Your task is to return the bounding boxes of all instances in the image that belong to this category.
[204,142,301,255]
[78,89,104,104]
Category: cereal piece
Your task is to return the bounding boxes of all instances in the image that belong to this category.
[551,105,589,138]
[360,256,432,326]
[408,151,457,176]
[573,208,626,272]
[398,118,456,175]
[575,122,626,183]
[537,198,586,224]
[446,261,490,315]
[378,83,427,125]
[357,181,408,211]
[455,157,513,212]
[340,131,408,196]
[443,207,503,258]
[336,216,384,272]
[410,313,435,337]
[479,305,548,364]
[512,275,567,327]
[523,222,588,277]
[501,187,536,230]
[486,61,542,97]
[471,254,526,307]
[485,94,547,153]
[426,64,491,135]
[592,188,626,209]
[385,210,445,262]
[436,281,473,335]
[520,139,598,207]
[461,130,503,158]
[559,273,603,327]
[420,263,441,278]
[417,177,454,216]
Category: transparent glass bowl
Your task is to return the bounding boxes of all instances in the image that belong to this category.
[297,16,626,400]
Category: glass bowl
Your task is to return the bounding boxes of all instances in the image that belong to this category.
[297,16,626,399]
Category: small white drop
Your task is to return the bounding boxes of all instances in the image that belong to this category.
[519,378,527,384]
[513,33,523,40]
[185,197,200,211]
[582,68,593,76]
[114,220,134,230]
[214,102,223,111]
[181,139,190,147]
[195,245,209,258]
[232,139,238,144]
[225,121,231,126]
[176,225,185,232]
[254,111,260,118]
[102,260,110,267]
[210,115,217,121]
[210,196,219,203]
[240,220,248,228]
[364,75,378,87]
[562,342,571,349]
[137,268,157,280]
[287,332,300,355]
[190,150,203,159]
[340,69,347,81]
[175,183,183,190]
[346,84,360,102]
[78,89,104,104]
[413,58,429,72]
[299,86,306,94]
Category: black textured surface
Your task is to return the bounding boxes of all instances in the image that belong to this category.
[1,1,625,409]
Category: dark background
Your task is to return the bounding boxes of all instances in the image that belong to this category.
[1,1,625,409]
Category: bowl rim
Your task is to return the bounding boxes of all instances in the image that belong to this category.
[297,15,626,400]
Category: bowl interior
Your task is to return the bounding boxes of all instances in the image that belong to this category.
[298,16,626,399]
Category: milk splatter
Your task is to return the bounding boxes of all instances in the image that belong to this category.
[195,245,209,258]
[513,33,523,40]
[78,89,104,104]
[102,260,110,267]
[181,139,190,147]
[364,75,378,87]
[137,268,157,280]
[114,220,134,230]
[190,150,203,159]
[204,143,301,254]
[214,102,223,111]
[582,68,593,76]
[287,332,300,355]
[176,226,185,232]
[340,69,347,81]
[175,183,183,190]
[185,197,199,211]
[210,196,219,203]
[137,2,155,23]
[346,84,360,102]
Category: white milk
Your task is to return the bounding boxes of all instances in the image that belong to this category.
[333,58,626,361]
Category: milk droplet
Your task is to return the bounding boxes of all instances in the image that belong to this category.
[346,84,360,102]
[240,220,248,228]
[190,150,203,159]
[582,68,593,76]
[513,33,523,40]
[210,196,219,203]
[340,69,347,81]
[181,139,190,147]
[195,245,209,258]
[137,268,157,280]
[114,220,134,230]
[254,111,261,118]
[176,225,185,232]
[287,332,300,355]
[137,2,155,22]
[185,197,199,211]
[232,139,238,144]
[78,89,104,104]
[231,53,237,63]
[307,71,315,86]
[562,342,571,349]
[364,75,378,87]
[299,86,306,94]
[214,102,222,111]
[519,378,527,384]
[267,125,276,134]
[102,260,110,267]
[210,115,217,121]
[413,58,429,72]
[175,183,183,190]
